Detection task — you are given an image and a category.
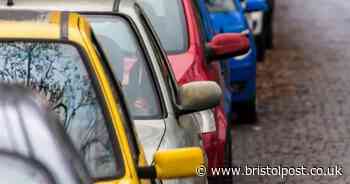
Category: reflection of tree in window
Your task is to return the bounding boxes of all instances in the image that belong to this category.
[0,42,119,178]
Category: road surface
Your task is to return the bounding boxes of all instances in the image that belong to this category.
[232,0,350,183]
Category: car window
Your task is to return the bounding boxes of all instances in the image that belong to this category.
[0,41,121,179]
[206,0,236,12]
[192,0,209,51]
[0,154,55,184]
[87,15,162,120]
[138,0,188,54]
[136,6,180,102]
[196,0,217,40]
[194,0,214,42]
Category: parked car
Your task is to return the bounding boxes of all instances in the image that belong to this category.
[137,0,249,181]
[0,84,93,184]
[0,10,206,183]
[205,0,267,123]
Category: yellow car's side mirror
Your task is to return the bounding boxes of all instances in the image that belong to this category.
[137,147,205,179]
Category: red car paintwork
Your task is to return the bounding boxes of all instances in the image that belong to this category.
[168,0,228,169]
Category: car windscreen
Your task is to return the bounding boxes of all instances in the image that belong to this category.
[206,0,236,12]
[87,15,163,120]
[138,0,188,54]
[0,154,55,184]
[0,41,122,179]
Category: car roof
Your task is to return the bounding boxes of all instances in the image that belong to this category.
[0,0,144,28]
[0,84,92,184]
[0,0,143,15]
[0,10,61,39]
[0,10,91,41]
[0,0,116,12]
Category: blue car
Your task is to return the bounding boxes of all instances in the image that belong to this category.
[199,0,268,123]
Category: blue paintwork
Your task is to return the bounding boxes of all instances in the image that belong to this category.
[210,8,246,33]
[197,0,268,117]
[246,0,268,12]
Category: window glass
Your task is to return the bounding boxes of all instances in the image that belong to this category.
[192,1,209,48]
[137,8,180,100]
[0,41,120,179]
[206,0,236,12]
[88,15,162,119]
[0,155,54,184]
[195,0,216,41]
[138,0,188,54]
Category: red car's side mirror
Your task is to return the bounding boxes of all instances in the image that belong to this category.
[206,33,250,62]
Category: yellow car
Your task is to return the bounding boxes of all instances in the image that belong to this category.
[0,10,206,184]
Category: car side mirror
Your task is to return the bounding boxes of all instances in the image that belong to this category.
[205,33,250,62]
[177,81,221,114]
[245,0,268,12]
[137,147,204,179]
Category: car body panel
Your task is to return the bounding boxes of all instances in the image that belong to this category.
[134,118,202,164]
[210,10,246,33]
[134,120,165,163]
[168,53,197,82]
[1,0,114,11]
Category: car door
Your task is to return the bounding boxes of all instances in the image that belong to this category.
[135,6,203,151]
[87,14,169,164]
[87,13,202,169]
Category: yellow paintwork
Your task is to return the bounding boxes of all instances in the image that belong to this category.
[0,11,60,39]
[0,22,60,39]
[0,11,149,184]
[154,147,204,179]
[0,11,205,184]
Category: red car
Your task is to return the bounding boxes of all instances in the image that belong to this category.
[139,0,249,173]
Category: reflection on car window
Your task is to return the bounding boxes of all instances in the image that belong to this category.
[88,15,162,119]
[138,0,188,54]
[206,0,236,12]
[0,42,120,179]
[0,154,54,184]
